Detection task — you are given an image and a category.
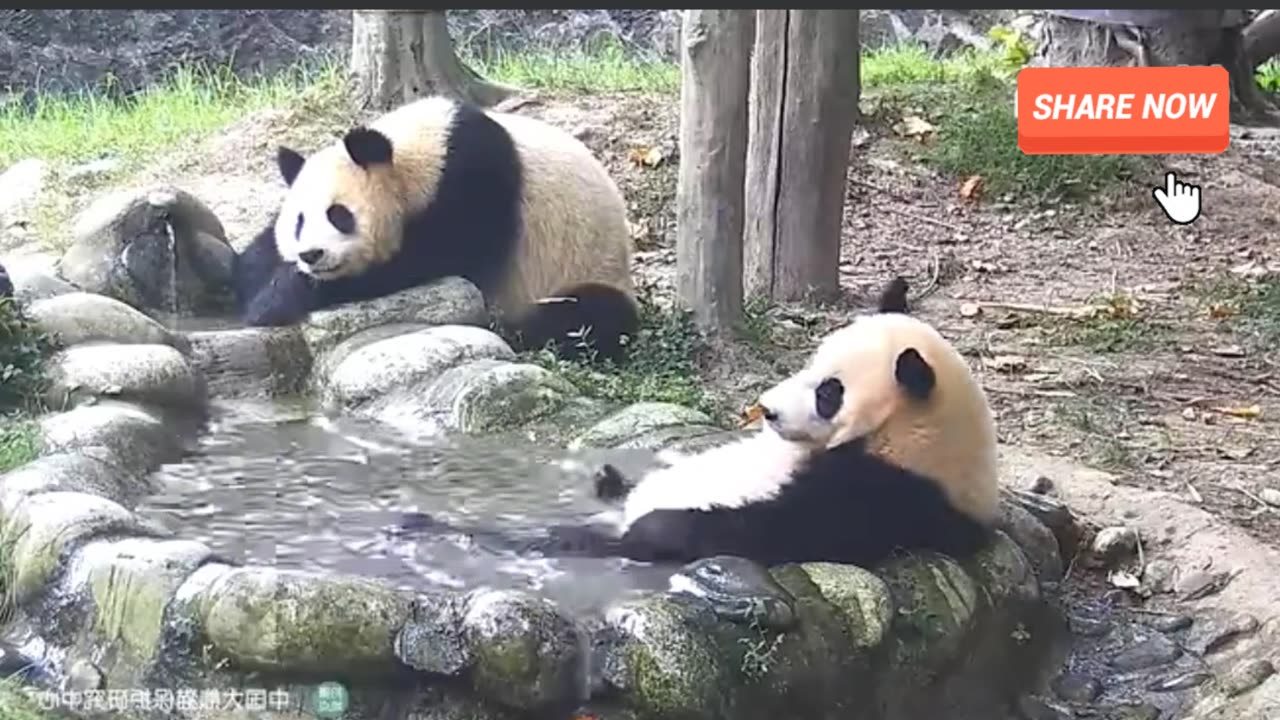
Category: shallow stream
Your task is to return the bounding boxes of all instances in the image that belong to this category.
[135,400,677,617]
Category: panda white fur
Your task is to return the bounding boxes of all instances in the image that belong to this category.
[232,96,639,363]
[586,276,1000,566]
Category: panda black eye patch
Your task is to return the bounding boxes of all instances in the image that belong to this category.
[814,377,844,420]
[326,204,356,234]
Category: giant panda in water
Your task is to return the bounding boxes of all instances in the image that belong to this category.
[232,96,639,363]
[408,277,1001,569]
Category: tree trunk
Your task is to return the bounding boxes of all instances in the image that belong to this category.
[743,10,861,304]
[349,9,520,111]
[1033,11,1278,124]
[674,10,755,333]
[1244,10,1280,68]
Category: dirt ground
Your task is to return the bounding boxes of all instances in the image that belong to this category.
[92,89,1280,553]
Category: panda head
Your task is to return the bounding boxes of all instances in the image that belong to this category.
[755,276,998,516]
[271,127,408,280]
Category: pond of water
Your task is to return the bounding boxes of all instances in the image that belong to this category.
[135,400,677,617]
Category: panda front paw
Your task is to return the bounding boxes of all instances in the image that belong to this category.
[594,463,633,501]
[243,267,316,327]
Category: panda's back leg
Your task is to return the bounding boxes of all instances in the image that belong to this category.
[517,282,639,364]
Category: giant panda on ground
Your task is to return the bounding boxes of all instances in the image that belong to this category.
[402,276,1000,569]
[232,96,640,363]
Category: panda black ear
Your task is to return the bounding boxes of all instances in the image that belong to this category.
[895,348,935,400]
[343,127,394,168]
[277,146,306,186]
[878,276,910,314]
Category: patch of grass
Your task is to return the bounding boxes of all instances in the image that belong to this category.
[736,295,777,347]
[465,37,678,94]
[1056,398,1142,471]
[862,35,1147,201]
[0,420,40,475]
[524,287,722,418]
[1257,58,1280,93]
[0,59,347,170]
[0,298,55,415]
[0,680,62,720]
[1044,292,1171,353]
[1198,275,1280,347]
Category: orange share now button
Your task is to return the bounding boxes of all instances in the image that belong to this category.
[1016,65,1230,155]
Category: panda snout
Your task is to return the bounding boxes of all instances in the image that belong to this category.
[760,405,778,422]
[298,248,325,265]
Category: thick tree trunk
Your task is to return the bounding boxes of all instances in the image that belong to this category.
[1033,11,1278,124]
[1244,10,1280,68]
[674,9,755,333]
[743,10,861,304]
[349,9,520,111]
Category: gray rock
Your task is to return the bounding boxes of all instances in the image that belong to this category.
[185,326,311,398]
[45,342,204,409]
[26,292,187,351]
[1147,670,1211,692]
[65,537,213,663]
[963,530,1040,605]
[570,401,713,449]
[39,400,187,474]
[1051,672,1102,702]
[1144,613,1192,633]
[0,449,145,508]
[798,562,893,648]
[60,186,234,315]
[63,659,104,692]
[1110,633,1181,671]
[461,589,584,712]
[373,358,579,437]
[670,556,799,631]
[1090,526,1139,565]
[0,158,47,232]
[1141,559,1179,596]
[996,499,1064,581]
[301,277,489,353]
[65,157,122,184]
[1017,695,1073,720]
[1184,610,1260,656]
[1222,658,1275,697]
[323,324,515,409]
[197,567,413,674]
[394,591,471,676]
[1069,614,1111,637]
[1,490,161,605]
[1106,703,1160,720]
[0,253,76,303]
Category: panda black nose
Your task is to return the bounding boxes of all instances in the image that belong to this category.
[298,249,325,265]
[761,405,778,422]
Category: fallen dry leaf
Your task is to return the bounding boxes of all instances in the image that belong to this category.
[740,403,766,428]
[894,115,936,141]
[1211,404,1262,420]
[628,146,666,168]
[959,175,984,202]
[1108,569,1142,590]
[1208,303,1238,319]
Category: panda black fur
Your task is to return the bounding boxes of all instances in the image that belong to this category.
[586,276,1000,567]
[232,96,639,363]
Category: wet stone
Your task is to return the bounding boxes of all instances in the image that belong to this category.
[1051,672,1103,703]
[1184,610,1259,656]
[1146,670,1211,692]
[1176,569,1231,601]
[1221,658,1275,697]
[26,292,187,351]
[393,591,471,676]
[1141,560,1178,596]
[1143,613,1192,633]
[460,589,584,712]
[1106,703,1160,720]
[1017,695,1074,720]
[1069,614,1112,638]
[1110,633,1181,671]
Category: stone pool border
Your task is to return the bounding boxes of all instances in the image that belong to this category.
[0,278,1078,720]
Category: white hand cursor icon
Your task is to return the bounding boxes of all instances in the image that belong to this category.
[1152,172,1202,225]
